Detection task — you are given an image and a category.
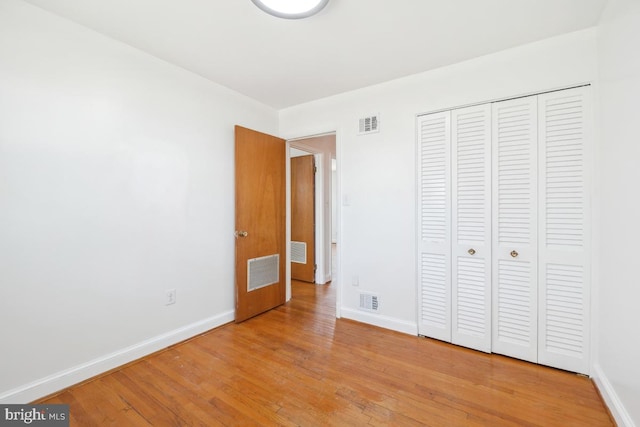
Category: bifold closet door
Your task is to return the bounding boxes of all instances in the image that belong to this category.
[451,105,492,353]
[417,87,591,373]
[491,96,538,363]
[537,87,591,374]
[417,111,452,342]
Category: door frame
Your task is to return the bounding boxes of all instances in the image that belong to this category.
[285,131,341,318]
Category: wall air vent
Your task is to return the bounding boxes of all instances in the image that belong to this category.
[359,293,379,311]
[358,114,380,135]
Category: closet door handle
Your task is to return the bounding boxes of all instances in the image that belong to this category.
[468,248,476,255]
[510,250,519,258]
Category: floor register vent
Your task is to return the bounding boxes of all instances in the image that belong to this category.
[359,293,379,311]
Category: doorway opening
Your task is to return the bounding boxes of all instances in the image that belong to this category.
[287,133,338,314]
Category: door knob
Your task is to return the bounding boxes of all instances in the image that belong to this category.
[235,231,249,238]
[468,248,476,255]
[510,250,519,258]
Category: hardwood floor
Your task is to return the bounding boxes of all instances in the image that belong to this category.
[39,280,613,426]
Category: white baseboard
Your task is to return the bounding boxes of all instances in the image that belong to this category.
[0,310,234,404]
[340,307,418,335]
[592,363,636,427]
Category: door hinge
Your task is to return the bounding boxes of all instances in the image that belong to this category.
[314,264,317,272]
[314,165,317,173]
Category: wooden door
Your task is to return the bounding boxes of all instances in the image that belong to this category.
[491,96,539,363]
[451,104,492,353]
[235,125,286,323]
[417,111,452,342]
[291,155,316,282]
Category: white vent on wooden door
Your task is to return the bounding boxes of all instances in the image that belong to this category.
[358,114,379,135]
[543,93,585,248]
[291,241,307,264]
[247,254,279,292]
[359,293,379,311]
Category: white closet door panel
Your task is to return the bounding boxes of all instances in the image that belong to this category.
[417,112,451,341]
[538,87,591,374]
[492,96,538,363]
[451,104,492,353]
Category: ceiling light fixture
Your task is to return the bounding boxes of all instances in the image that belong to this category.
[250,0,329,19]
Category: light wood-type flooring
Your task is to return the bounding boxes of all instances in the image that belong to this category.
[39,280,613,426]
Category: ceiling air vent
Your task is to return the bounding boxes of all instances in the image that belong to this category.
[359,293,379,311]
[358,114,379,135]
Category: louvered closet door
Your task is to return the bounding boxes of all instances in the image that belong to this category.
[537,87,591,374]
[492,96,538,363]
[451,105,492,353]
[417,112,452,341]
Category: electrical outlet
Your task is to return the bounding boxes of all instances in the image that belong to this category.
[352,275,359,287]
[165,289,176,305]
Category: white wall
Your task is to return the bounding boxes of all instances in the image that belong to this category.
[280,29,598,334]
[595,0,640,425]
[0,0,277,402]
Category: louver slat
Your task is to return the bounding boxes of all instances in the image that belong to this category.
[496,103,533,245]
[497,260,532,345]
[492,96,538,363]
[456,256,487,335]
[451,105,491,353]
[417,112,451,342]
[543,94,585,248]
[455,109,488,243]
[544,264,584,355]
[421,253,447,327]
[420,119,448,242]
[538,87,591,375]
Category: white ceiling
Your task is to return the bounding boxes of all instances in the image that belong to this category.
[22,0,607,109]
